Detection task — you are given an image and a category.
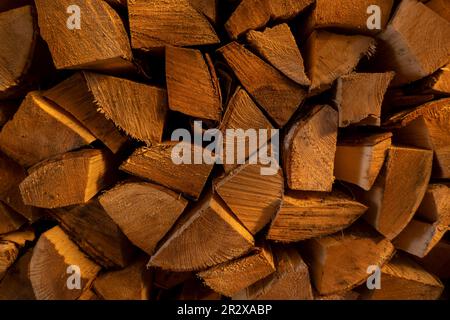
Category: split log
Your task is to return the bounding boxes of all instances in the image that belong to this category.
[51,198,136,269]
[0,241,19,279]
[153,269,193,290]
[416,239,450,280]
[0,228,35,248]
[44,73,128,153]
[233,246,314,300]
[149,192,254,271]
[283,105,338,192]
[93,256,152,300]
[375,0,450,85]
[0,92,95,167]
[334,132,392,191]
[35,0,133,72]
[267,190,367,242]
[359,146,433,239]
[301,222,395,295]
[198,244,275,297]
[128,0,219,51]
[166,46,222,121]
[120,142,214,200]
[0,202,27,235]
[305,31,375,91]
[385,98,450,178]
[189,0,218,24]
[0,6,37,99]
[218,41,307,127]
[215,163,284,234]
[0,250,35,300]
[359,254,444,300]
[246,23,310,86]
[426,0,450,21]
[99,181,188,255]
[29,226,101,300]
[416,64,450,95]
[334,72,395,127]
[20,149,114,209]
[225,0,313,39]
[178,278,222,300]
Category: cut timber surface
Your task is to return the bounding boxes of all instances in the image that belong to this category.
[246,24,310,86]
[93,256,151,300]
[198,244,276,297]
[149,193,254,272]
[359,254,444,300]
[334,132,392,191]
[283,105,338,192]
[51,199,136,268]
[335,72,395,127]
[44,72,129,153]
[234,246,313,300]
[20,149,114,209]
[0,251,35,300]
[128,0,219,51]
[225,0,313,39]
[302,222,395,295]
[99,181,188,255]
[0,241,19,279]
[0,202,26,235]
[305,31,375,91]
[376,0,450,85]
[417,64,450,95]
[267,190,367,242]
[385,98,450,178]
[35,0,133,71]
[189,0,218,24]
[215,163,284,234]
[0,92,95,167]
[417,239,450,280]
[166,46,222,121]
[218,42,306,127]
[29,226,101,300]
[120,142,214,200]
[0,6,37,98]
[426,0,450,21]
[360,146,433,240]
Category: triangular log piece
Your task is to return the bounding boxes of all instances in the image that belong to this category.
[29,226,101,300]
[246,23,310,86]
[218,41,306,127]
[301,222,395,295]
[359,146,433,240]
[416,64,450,95]
[148,192,254,272]
[99,181,188,255]
[0,241,19,279]
[0,202,27,235]
[34,0,133,72]
[267,190,367,242]
[166,46,222,121]
[334,132,392,191]
[0,228,35,248]
[0,250,35,300]
[0,92,95,168]
[128,0,219,51]
[283,105,338,192]
[120,142,214,200]
[189,0,218,24]
[416,239,450,280]
[305,31,375,91]
[20,149,114,209]
[198,243,275,297]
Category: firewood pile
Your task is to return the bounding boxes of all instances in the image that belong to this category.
[0,0,449,300]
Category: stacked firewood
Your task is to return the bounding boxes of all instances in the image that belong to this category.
[0,0,449,300]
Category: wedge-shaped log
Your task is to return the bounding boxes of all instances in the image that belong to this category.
[305,31,375,91]
[166,46,222,121]
[0,250,35,300]
[302,222,395,295]
[218,42,306,127]
[268,190,367,242]
[29,226,101,300]
[198,244,275,297]
[375,0,450,85]
[0,241,19,279]
[215,163,284,234]
[34,0,133,72]
[99,181,188,255]
[0,202,26,235]
[149,193,254,272]
[189,0,218,24]
[128,0,219,51]
[0,92,95,167]
[120,142,214,200]
[416,64,450,95]
[233,246,314,300]
[334,132,392,191]
[246,24,310,86]
[385,98,450,178]
[20,149,114,209]
[283,105,338,192]
[360,146,432,239]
